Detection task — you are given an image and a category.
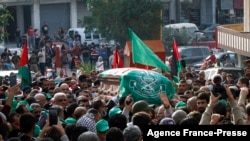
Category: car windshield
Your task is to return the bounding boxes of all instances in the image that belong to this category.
[215,53,224,58]
[219,68,244,80]
[204,24,220,31]
[187,27,199,34]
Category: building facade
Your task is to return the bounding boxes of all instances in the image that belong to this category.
[4,0,90,42]
[162,0,243,28]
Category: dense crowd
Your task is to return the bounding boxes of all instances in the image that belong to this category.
[0,58,249,141]
[1,23,250,141]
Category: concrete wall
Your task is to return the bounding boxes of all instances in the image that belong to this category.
[40,3,70,37]
[200,0,216,25]
[5,0,86,37]
[244,0,250,32]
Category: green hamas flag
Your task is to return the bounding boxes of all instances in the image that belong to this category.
[119,69,175,105]
[98,68,175,105]
[128,28,170,71]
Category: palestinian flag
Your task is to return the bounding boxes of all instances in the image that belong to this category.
[171,39,182,82]
[18,41,31,89]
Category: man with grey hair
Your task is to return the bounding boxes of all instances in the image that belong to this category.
[53,92,68,109]
[53,92,69,119]
[171,109,187,125]
[30,103,47,129]
[187,96,197,112]
[59,83,71,95]
[30,103,42,122]
[34,93,47,107]
[78,131,99,141]
[123,125,142,141]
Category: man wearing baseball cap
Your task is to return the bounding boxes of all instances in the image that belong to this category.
[96,119,109,141]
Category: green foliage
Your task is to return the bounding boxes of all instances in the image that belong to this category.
[79,62,95,75]
[84,0,162,48]
[162,27,191,54]
[0,6,14,43]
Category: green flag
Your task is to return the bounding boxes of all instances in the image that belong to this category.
[98,68,175,105]
[128,28,170,71]
[119,68,175,105]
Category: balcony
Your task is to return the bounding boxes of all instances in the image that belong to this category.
[217,24,250,57]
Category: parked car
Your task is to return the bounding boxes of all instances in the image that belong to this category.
[0,46,9,56]
[191,50,237,70]
[204,67,244,81]
[0,46,31,60]
[164,23,199,36]
[164,23,203,44]
[177,46,210,66]
[213,51,237,66]
[66,28,102,45]
[0,70,35,84]
[191,24,220,50]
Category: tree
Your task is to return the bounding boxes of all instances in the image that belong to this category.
[0,4,13,43]
[83,0,162,48]
[162,27,191,56]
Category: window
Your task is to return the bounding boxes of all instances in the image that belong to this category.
[93,33,100,39]
[85,32,91,40]
[181,49,192,58]
[192,48,202,56]
[229,53,236,63]
[201,48,210,56]
[68,31,74,38]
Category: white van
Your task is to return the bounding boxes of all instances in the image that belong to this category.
[163,23,199,35]
[67,28,102,45]
[163,23,202,43]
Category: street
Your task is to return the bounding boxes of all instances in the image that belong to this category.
[4,42,75,77]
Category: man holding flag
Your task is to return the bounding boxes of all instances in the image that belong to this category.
[18,37,31,89]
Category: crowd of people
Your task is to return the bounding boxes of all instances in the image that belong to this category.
[16,22,116,73]
[0,23,249,141]
[0,55,249,141]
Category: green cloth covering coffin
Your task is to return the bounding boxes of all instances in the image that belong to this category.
[98,68,175,105]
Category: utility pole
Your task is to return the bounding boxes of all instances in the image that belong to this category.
[212,0,217,24]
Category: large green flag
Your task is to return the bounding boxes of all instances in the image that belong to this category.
[98,68,175,105]
[128,28,170,71]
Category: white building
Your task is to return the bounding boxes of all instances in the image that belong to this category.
[3,0,90,41]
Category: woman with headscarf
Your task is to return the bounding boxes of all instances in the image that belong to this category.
[96,56,104,72]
